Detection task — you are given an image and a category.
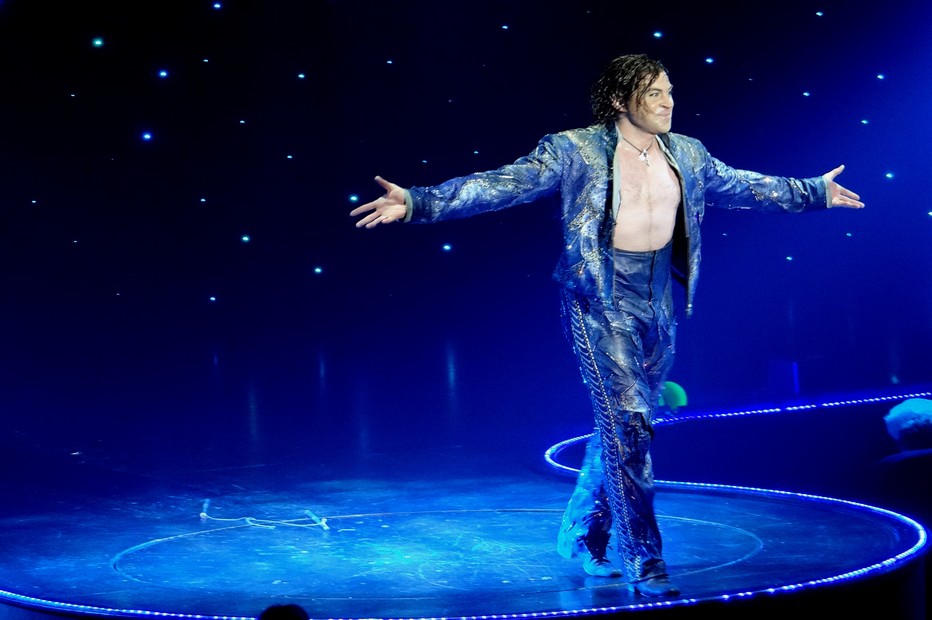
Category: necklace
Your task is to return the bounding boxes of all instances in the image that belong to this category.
[619,133,654,166]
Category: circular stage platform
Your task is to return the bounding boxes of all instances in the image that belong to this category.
[0,473,926,620]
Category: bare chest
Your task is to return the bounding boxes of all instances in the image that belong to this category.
[616,149,680,208]
[612,145,682,251]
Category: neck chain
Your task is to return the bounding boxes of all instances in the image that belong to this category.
[619,133,654,166]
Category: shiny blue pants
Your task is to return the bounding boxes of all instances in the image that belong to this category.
[558,243,676,581]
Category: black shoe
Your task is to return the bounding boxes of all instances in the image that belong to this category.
[579,516,622,578]
[632,573,680,597]
[583,556,623,578]
[559,514,623,578]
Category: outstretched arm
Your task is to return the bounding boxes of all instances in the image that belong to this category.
[350,176,408,228]
[823,165,864,209]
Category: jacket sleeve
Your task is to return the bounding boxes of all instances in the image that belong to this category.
[405,134,566,224]
[705,157,829,213]
[674,136,829,214]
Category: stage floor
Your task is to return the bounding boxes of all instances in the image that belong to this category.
[0,299,929,619]
[0,446,926,620]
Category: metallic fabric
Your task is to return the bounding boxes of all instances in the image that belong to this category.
[404,122,830,580]
[558,244,675,580]
[407,123,829,317]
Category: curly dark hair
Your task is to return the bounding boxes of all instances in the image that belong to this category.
[591,54,668,126]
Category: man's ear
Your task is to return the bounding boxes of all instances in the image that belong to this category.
[611,96,627,113]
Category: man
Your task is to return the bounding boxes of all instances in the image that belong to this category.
[350,53,863,597]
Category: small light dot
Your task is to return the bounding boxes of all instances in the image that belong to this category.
[802,91,811,97]
[885,172,895,179]
[239,119,246,124]
[241,235,251,243]
[202,58,209,63]
[502,25,509,30]
[213,2,222,9]
[92,37,104,48]
[313,267,323,274]
[846,232,853,237]
[653,31,663,39]
[785,256,794,261]
[705,57,714,64]
[209,296,217,302]
[442,244,452,251]
[158,70,168,78]
[349,194,359,203]
[860,119,869,125]
[473,150,479,155]
[141,132,152,141]
[298,73,306,79]
[816,11,824,17]
[876,74,885,80]
[386,59,393,65]
[286,155,293,159]
[421,160,428,164]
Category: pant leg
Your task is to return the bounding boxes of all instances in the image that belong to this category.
[557,430,610,560]
[558,286,675,580]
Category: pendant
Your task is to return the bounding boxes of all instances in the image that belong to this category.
[639,150,651,166]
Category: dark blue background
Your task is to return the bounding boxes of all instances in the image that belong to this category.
[0,1,929,474]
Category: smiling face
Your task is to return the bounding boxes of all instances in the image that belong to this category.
[616,72,674,136]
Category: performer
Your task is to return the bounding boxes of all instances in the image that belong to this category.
[350,53,863,597]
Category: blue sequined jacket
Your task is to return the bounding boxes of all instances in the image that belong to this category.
[405,123,829,315]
